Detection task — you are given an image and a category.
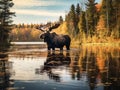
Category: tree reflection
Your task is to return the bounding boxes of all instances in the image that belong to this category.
[80,46,120,90]
[70,51,81,80]
[100,52,120,90]
[0,52,14,90]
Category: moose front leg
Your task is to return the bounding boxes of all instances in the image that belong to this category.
[47,46,51,50]
[52,47,55,50]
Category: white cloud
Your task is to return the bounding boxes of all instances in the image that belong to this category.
[13,0,66,8]
[12,9,65,17]
[13,0,35,7]
[11,0,79,24]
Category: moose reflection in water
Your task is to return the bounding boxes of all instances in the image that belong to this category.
[36,51,71,82]
[37,23,71,50]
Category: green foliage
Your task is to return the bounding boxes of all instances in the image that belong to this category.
[86,0,98,37]
[0,0,15,50]
[78,11,87,34]
[76,3,81,16]
[59,16,63,24]
[65,4,81,37]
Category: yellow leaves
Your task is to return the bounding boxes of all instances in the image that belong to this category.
[31,29,40,38]
[52,22,68,35]
[97,15,106,31]
[10,27,41,41]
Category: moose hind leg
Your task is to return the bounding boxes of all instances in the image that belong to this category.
[60,47,63,51]
[66,45,70,50]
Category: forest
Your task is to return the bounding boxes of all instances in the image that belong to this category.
[64,0,120,44]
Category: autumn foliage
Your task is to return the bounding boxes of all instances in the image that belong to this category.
[10,24,41,41]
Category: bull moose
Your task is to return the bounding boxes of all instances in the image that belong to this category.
[37,23,71,50]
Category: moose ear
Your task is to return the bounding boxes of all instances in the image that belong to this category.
[49,23,60,31]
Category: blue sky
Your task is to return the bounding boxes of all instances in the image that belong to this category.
[12,0,101,24]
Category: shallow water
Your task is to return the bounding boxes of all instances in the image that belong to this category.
[0,44,120,90]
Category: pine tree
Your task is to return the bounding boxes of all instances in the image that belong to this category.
[75,3,81,34]
[100,0,115,36]
[66,4,76,36]
[0,0,15,50]
[79,11,87,34]
[106,0,114,36]
[59,16,63,24]
[66,4,80,37]
[70,4,76,26]
[76,3,81,15]
[86,0,97,37]
[111,0,120,38]
[78,11,87,43]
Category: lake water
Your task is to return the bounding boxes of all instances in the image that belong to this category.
[0,42,120,90]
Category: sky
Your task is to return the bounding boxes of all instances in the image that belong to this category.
[12,0,101,24]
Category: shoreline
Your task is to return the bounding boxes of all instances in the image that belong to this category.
[71,42,120,48]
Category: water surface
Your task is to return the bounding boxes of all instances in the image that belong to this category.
[0,43,120,90]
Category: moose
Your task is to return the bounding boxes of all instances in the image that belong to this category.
[37,23,71,50]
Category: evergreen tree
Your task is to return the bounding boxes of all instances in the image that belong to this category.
[76,3,81,23]
[100,0,115,36]
[65,4,76,36]
[66,4,79,37]
[0,0,15,50]
[76,3,81,16]
[111,0,120,38]
[70,4,76,21]
[97,0,108,39]
[100,0,107,27]
[78,11,87,43]
[59,16,63,24]
[106,0,114,36]
[75,3,81,34]
[79,11,87,34]
[86,0,97,37]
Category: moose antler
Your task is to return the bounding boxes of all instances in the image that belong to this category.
[49,23,60,31]
[36,25,46,32]
[36,23,60,32]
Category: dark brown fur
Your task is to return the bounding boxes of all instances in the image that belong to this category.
[40,31,71,50]
[37,23,71,50]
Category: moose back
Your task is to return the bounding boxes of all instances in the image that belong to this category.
[37,23,71,50]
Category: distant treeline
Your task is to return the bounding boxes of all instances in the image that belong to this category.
[10,24,41,42]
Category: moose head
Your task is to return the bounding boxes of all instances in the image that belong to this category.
[37,23,60,42]
[36,23,71,51]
